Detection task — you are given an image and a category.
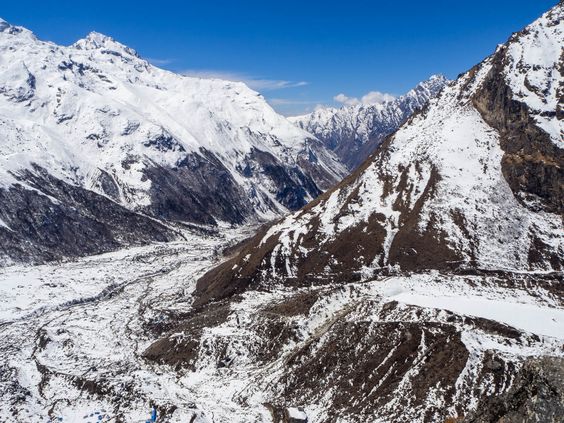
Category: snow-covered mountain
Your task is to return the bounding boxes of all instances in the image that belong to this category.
[202,4,563,291]
[0,20,346,264]
[0,4,563,423]
[290,75,448,169]
[165,4,562,421]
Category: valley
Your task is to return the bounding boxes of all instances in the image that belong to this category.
[0,2,562,422]
[1,226,561,422]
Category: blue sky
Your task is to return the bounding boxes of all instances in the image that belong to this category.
[2,0,557,115]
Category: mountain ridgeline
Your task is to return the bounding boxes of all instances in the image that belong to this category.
[145,4,564,421]
[198,6,563,301]
[0,3,562,423]
[290,75,449,170]
[0,21,346,265]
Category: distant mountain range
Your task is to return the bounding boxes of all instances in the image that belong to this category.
[289,74,448,169]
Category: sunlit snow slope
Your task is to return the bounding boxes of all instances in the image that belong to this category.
[0,20,345,264]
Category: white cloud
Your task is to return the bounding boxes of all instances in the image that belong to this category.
[360,91,396,104]
[181,69,308,91]
[147,58,174,66]
[333,93,360,106]
[333,90,396,106]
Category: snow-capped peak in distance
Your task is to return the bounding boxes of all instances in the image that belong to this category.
[0,18,9,31]
[72,31,140,58]
[0,19,346,264]
[0,17,36,40]
[290,74,449,169]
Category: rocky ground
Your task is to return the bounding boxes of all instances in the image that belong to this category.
[0,226,260,422]
[1,226,562,422]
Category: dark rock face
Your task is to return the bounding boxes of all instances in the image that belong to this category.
[472,44,564,215]
[144,149,252,226]
[0,166,177,265]
[386,165,465,271]
[91,169,121,201]
[142,301,232,370]
[276,320,469,421]
[241,148,322,211]
[463,357,564,423]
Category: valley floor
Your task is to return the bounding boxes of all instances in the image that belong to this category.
[0,227,562,422]
[0,226,266,422]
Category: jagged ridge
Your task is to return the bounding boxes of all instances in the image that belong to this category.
[0,20,346,264]
[289,75,449,169]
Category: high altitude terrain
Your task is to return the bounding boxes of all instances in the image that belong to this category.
[0,3,562,423]
[290,75,448,170]
[0,17,446,266]
[0,19,346,265]
[165,3,563,422]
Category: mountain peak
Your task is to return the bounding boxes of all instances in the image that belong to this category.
[0,17,36,40]
[421,73,448,87]
[73,31,139,57]
[409,73,449,96]
[291,75,449,169]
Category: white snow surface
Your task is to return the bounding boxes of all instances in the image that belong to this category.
[0,20,345,213]
[503,4,564,145]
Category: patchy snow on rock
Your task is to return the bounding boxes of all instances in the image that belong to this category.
[503,5,563,145]
[249,5,563,277]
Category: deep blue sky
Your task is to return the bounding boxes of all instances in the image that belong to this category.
[2,0,557,115]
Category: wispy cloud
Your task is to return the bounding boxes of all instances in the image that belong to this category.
[181,69,308,91]
[333,90,396,106]
[147,58,175,66]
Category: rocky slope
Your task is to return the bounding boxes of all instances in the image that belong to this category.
[143,4,563,422]
[0,20,346,265]
[290,75,448,169]
[199,4,563,300]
